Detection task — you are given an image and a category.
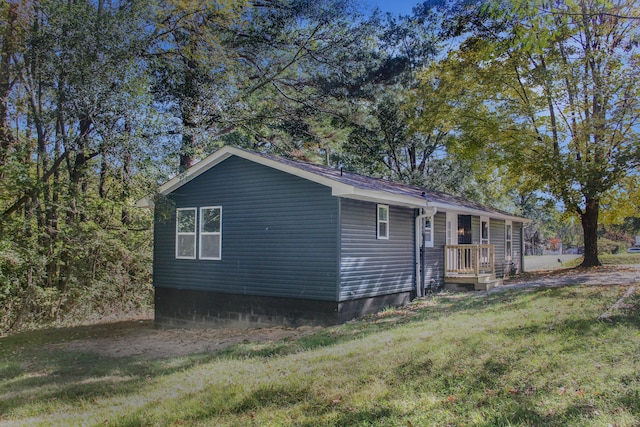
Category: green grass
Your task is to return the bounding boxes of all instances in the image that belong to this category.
[565,253,640,267]
[599,253,640,265]
[1,273,639,426]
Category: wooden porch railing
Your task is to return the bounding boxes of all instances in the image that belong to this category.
[445,244,495,276]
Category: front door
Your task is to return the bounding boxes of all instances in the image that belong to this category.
[458,215,472,244]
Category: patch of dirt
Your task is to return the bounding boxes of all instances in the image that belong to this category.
[50,321,323,359]
[45,265,640,360]
[499,264,640,292]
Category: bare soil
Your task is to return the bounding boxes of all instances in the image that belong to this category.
[47,265,640,360]
[50,321,323,359]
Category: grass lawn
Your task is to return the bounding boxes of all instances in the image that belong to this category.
[1,259,639,426]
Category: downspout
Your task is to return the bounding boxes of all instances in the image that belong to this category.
[415,206,437,298]
[520,223,526,274]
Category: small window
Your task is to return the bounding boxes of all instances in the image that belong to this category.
[445,212,456,245]
[176,208,196,259]
[481,216,490,245]
[200,206,222,260]
[377,204,389,239]
[505,221,513,261]
[423,216,434,248]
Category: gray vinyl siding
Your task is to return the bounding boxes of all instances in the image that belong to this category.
[471,216,480,244]
[154,156,339,301]
[492,220,523,275]
[339,199,415,301]
[422,212,446,287]
[512,222,523,273]
[490,219,506,277]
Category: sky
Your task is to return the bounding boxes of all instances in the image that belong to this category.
[362,0,421,16]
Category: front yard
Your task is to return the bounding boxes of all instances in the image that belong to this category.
[1,258,639,426]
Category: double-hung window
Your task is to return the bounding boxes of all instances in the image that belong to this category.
[200,206,222,260]
[176,208,197,259]
[480,217,490,245]
[505,221,513,261]
[423,216,434,247]
[377,205,389,239]
[175,206,222,260]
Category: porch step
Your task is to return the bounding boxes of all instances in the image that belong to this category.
[444,274,503,292]
[473,278,503,291]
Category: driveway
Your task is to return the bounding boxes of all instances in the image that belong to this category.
[496,264,640,293]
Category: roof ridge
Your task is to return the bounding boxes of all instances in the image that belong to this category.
[233,146,521,219]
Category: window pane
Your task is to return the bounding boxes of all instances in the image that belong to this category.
[378,206,387,221]
[201,208,221,233]
[177,235,195,258]
[379,222,388,238]
[506,225,512,239]
[177,209,195,233]
[201,235,221,259]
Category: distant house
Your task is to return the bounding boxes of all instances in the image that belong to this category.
[139,146,528,327]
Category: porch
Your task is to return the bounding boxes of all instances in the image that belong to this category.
[444,244,502,291]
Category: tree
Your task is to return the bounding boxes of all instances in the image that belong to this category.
[224,0,376,160]
[149,0,246,171]
[337,10,479,192]
[426,0,640,266]
[0,0,158,332]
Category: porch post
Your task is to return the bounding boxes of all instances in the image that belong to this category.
[491,245,495,274]
[444,246,449,277]
[474,246,479,277]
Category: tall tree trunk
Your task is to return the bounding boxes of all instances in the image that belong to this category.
[99,146,108,199]
[179,132,194,172]
[0,3,18,173]
[67,115,91,224]
[121,121,132,225]
[580,197,601,267]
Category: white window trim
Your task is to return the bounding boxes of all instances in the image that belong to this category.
[505,220,513,261]
[176,207,197,259]
[199,206,222,260]
[480,216,490,245]
[377,204,389,240]
[423,215,434,248]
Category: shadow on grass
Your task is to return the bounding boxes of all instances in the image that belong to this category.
[0,348,212,417]
[0,284,588,402]
[2,282,633,422]
[475,402,597,427]
[115,380,399,427]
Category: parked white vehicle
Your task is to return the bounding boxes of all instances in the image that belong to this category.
[628,247,640,253]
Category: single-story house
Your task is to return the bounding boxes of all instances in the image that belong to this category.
[139,146,529,327]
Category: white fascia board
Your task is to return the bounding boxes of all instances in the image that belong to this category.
[428,201,531,224]
[136,196,154,208]
[151,147,373,201]
[157,151,235,195]
[155,146,427,208]
[141,146,528,221]
[332,187,426,208]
